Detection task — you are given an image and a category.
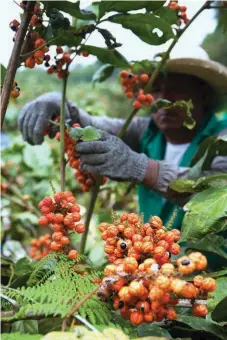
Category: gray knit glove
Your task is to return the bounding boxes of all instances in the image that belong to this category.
[76,132,148,183]
[18,92,91,145]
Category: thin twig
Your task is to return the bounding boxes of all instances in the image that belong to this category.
[61,286,99,332]
[1,1,35,128]
[20,36,61,60]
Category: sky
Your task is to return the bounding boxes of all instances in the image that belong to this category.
[0,0,218,69]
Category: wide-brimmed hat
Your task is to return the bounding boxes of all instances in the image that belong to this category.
[166,58,227,110]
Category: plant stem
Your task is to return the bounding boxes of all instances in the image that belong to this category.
[1,1,35,129]
[80,177,102,254]
[20,35,61,60]
[60,71,69,191]
[62,286,99,331]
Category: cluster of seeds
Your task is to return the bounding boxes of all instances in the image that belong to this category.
[38,191,85,259]
[120,71,154,110]
[30,233,51,260]
[56,123,107,192]
[168,1,189,25]
[10,81,20,99]
[100,214,180,264]
[98,213,216,324]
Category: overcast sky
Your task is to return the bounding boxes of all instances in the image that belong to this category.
[0,0,217,69]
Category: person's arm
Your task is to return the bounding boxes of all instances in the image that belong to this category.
[142,139,227,207]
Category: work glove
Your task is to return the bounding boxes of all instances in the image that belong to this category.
[76,132,148,183]
[18,92,91,145]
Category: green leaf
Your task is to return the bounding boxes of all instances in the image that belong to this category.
[1,63,6,86]
[92,64,115,86]
[181,187,227,242]
[131,60,158,74]
[45,1,96,20]
[154,7,178,25]
[177,315,227,340]
[98,1,165,19]
[2,240,27,263]
[15,212,38,225]
[194,174,227,191]
[186,234,227,260]
[23,143,53,177]
[212,296,227,323]
[11,320,39,334]
[81,45,129,68]
[69,126,103,142]
[2,334,41,340]
[15,258,34,276]
[208,277,227,315]
[136,324,171,338]
[190,135,227,173]
[169,179,195,193]
[53,27,82,47]
[111,13,174,46]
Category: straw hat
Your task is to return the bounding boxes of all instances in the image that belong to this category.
[166,58,227,109]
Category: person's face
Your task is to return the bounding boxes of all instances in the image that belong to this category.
[151,73,205,135]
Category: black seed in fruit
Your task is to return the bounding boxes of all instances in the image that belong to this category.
[128,73,134,79]
[119,301,124,309]
[120,242,127,250]
[181,259,190,266]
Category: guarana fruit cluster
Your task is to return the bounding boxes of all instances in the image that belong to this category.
[37,191,85,260]
[56,123,107,192]
[98,213,216,324]
[119,70,154,110]
[10,81,20,99]
[30,233,51,261]
[168,1,189,25]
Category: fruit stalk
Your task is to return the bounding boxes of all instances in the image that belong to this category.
[1,1,35,128]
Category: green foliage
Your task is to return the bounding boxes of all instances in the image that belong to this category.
[180,187,227,242]
[150,99,195,129]
[2,253,110,325]
[208,277,227,315]
[212,296,227,323]
[189,135,227,177]
[176,315,227,340]
[44,1,96,21]
[11,320,39,334]
[81,45,129,68]
[97,1,165,20]
[69,126,103,142]
[1,63,6,85]
[136,324,171,338]
[92,65,115,86]
[2,334,41,340]
[111,13,175,46]
[186,234,227,260]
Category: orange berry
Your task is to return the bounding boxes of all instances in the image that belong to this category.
[144,312,154,323]
[130,311,144,325]
[75,223,85,233]
[38,216,48,226]
[68,249,79,260]
[34,38,45,47]
[136,301,151,313]
[145,94,154,104]
[118,286,131,302]
[82,51,89,57]
[50,241,62,252]
[166,307,177,320]
[61,236,70,245]
[25,57,35,69]
[169,243,180,255]
[120,70,128,78]
[126,91,134,98]
[201,278,216,292]
[140,73,149,83]
[10,90,20,99]
[193,275,204,288]
[133,100,142,109]
[56,46,63,54]
[155,275,171,290]
[192,304,208,317]
[149,286,164,300]
[104,244,115,255]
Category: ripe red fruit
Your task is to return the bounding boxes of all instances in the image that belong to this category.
[38,216,48,226]
[133,100,142,109]
[34,38,45,47]
[25,57,35,69]
[120,70,128,78]
[75,223,85,233]
[140,73,149,83]
[68,249,78,260]
[50,241,62,251]
[192,304,208,317]
[56,46,63,54]
[130,311,144,325]
[52,232,63,242]
[61,236,70,245]
[82,51,89,57]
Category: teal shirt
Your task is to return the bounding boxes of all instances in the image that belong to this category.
[138,113,227,227]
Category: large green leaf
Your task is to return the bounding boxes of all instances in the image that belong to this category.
[186,234,227,259]
[111,13,174,46]
[15,258,35,277]
[69,125,103,142]
[189,135,227,177]
[212,296,227,323]
[154,7,178,25]
[1,63,6,86]
[92,64,115,86]
[98,1,165,19]
[208,277,227,314]
[81,45,129,68]
[194,174,227,191]
[11,320,39,334]
[181,187,227,242]
[23,143,53,177]
[2,334,41,340]
[44,1,96,20]
[49,27,82,47]
[169,179,195,193]
[136,324,171,338]
[176,315,227,340]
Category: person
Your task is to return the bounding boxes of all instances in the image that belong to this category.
[18,57,227,228]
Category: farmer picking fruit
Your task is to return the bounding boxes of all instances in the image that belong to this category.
[18,56,227,227]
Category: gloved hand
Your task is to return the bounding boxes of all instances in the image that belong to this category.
[18,92,91,145]
[76,132,148,183]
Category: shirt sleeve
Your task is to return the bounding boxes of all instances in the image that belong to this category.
[152,130,227,206]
